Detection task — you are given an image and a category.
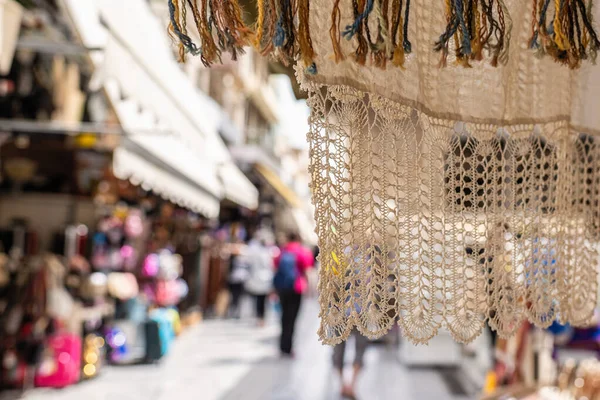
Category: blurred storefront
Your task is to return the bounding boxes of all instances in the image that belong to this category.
[0,0,259,390]
[0,0,318,390]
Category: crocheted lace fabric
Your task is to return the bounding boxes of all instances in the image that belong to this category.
[299,0,600,345]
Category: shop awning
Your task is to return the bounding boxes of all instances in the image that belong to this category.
[254,163,302,208]
[113,142,220,218]
[219,163,259,210]
[63,0,259,213]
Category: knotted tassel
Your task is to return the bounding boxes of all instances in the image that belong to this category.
[531,0,599,66]
[254,0,277,56]
[490,0,503,66]
[553,0,570,51]
[576,0,600,62]
[403,0,412,53]
[435,0,461,65]
[494,0,512,65]
[469,0,484,60]
[529,0,541,49]
[456,0,472,56]
[211,0,253,61]
[298,0,317,71]
[344,0,375,39]
[390,0,406,67]
[273,0,297,64]
[330,0,345,62]
[187,0,219,66]
[372,0,391,68]
[168,0,201,62]
[350,0,370,65]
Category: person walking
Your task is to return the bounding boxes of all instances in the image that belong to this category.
[333,331,370,399]
[227,241,249,319]
[244,234,275,326]
[273,232,314,356]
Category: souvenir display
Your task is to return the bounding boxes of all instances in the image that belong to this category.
[107,272,139,301]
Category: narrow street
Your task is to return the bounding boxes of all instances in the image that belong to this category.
[5,300,483,400]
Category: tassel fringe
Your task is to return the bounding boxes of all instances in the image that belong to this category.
[170,0,599,70]
[434,0,512,67]
[529,0,600,67]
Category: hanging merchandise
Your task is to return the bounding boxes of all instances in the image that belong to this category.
[105,321,146,365]
[34,333,82,388]
[80,272,108,302]
[172,0,600,345]
[45,256,75,322]
[142,248,187,307]
[106,272,139,301]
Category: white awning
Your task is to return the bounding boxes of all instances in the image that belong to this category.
[63,0,259,213]
[219,163,259,210]
[113,145,220,218]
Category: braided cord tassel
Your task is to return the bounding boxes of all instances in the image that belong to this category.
[168,0,201,61]
[298,0,317,72]
[390,0,406,67]
[166,0,599,69]
[529,0,600,66]
[331,0,345,62]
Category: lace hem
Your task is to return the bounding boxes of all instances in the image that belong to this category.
[301,76,600,345]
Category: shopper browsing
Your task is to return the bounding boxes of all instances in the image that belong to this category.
[273,233,314,356]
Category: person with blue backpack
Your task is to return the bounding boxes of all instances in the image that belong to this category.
[273,232,314,357]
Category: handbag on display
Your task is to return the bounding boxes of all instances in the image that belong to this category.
[80,272,108,300]
[144,319,163,363]
[120,245,138,271]
[45,257,75,322]
[124,210,144,239]
[106,321,146,365]
[142,254,159,278]
[114,297,147,323]
[145,309,175,361]
[166,308,182,336]
[107,273,138,301]
[155,280,180,307]
[46,288,75,322]
[157,250,182,281]
[34,333,82,388]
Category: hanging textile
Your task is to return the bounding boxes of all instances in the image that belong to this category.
[170,0,600,345]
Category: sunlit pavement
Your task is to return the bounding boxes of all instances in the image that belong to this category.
[4,299,484,400]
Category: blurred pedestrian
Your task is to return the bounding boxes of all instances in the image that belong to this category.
[333,331,369,400]
[273,232,314,356]
[227,241,248,319]
[244,233,274,327]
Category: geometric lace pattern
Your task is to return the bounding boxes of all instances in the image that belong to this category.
[306,83,599,345]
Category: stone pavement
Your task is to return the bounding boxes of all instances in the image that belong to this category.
[3,299,485,400]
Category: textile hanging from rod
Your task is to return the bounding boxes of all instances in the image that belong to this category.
[169,0,600,346]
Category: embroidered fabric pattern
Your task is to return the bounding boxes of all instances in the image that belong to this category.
[304,81,599,345]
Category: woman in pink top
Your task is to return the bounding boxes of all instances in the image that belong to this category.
[274,232,314,356]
